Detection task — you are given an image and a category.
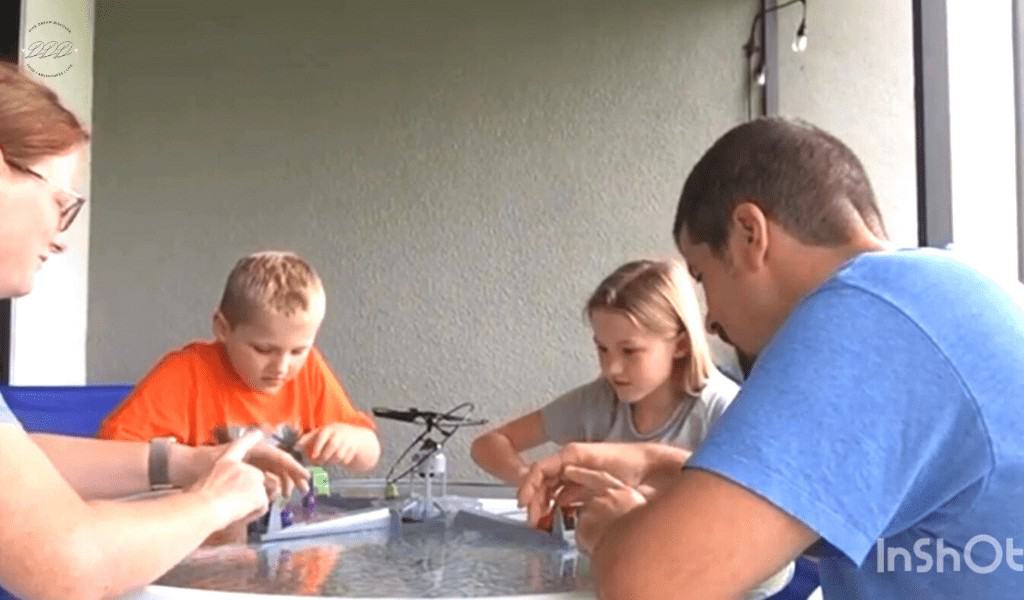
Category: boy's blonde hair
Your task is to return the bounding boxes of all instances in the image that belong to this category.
[218,251,324,326]
[586,259,712,396]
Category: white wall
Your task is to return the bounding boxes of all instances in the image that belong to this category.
[10,0,94,384]
[946,1,1020,281]
[776,0,918,246]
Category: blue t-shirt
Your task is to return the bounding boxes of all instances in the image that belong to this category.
[688,249,1024,599]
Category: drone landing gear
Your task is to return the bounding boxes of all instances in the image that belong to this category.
[398,441,448,521]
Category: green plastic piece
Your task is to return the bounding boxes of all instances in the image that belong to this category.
[310,466,330,496]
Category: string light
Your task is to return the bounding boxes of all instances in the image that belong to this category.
[743,0,809,118]
[792,14,808,52]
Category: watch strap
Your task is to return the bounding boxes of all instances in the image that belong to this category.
[148,436,176,491]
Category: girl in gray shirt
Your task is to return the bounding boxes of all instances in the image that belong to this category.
[471,258,738,484]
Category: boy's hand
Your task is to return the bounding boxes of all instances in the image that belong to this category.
[242,442,310,499]
[296,423,362,466]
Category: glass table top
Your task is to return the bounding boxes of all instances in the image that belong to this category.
[127,480,593,599]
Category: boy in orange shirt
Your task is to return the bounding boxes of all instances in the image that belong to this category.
[100,251,380,472]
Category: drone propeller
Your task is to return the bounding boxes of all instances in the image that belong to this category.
[379,402,488,487]
[371,407,423,423]
[373,407,488,428]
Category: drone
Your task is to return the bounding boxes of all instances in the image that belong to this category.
[372,403,488,521]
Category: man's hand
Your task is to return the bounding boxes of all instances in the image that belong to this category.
[517,450,566,526]
[561,466,647,554]
[518,442,683,526]
[590,469,819,600]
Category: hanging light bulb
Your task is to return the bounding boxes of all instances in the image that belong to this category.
[755,65,767,86]
[791,20,808,52]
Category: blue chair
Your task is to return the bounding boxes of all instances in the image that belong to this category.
[0,384,132,437]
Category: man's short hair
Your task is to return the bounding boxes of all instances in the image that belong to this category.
[673,116,887,254]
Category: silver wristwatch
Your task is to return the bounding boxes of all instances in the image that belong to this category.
[148,436,177,491]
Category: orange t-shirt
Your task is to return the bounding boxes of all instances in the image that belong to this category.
[98,341,374,446]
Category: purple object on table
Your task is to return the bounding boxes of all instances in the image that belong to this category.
[301,487,317,517]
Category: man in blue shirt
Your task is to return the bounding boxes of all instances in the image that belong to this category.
[519,117,1024,599]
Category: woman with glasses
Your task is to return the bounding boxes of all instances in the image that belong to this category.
[0,62,311,599]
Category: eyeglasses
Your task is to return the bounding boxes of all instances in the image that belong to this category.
[3,157,87,232]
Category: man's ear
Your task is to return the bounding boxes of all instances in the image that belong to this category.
[729,202,770,272]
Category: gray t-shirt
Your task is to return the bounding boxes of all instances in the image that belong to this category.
[541,369,738,450]
[0,389,21,426]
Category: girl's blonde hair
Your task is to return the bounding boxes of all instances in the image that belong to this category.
[585,259,712,396]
